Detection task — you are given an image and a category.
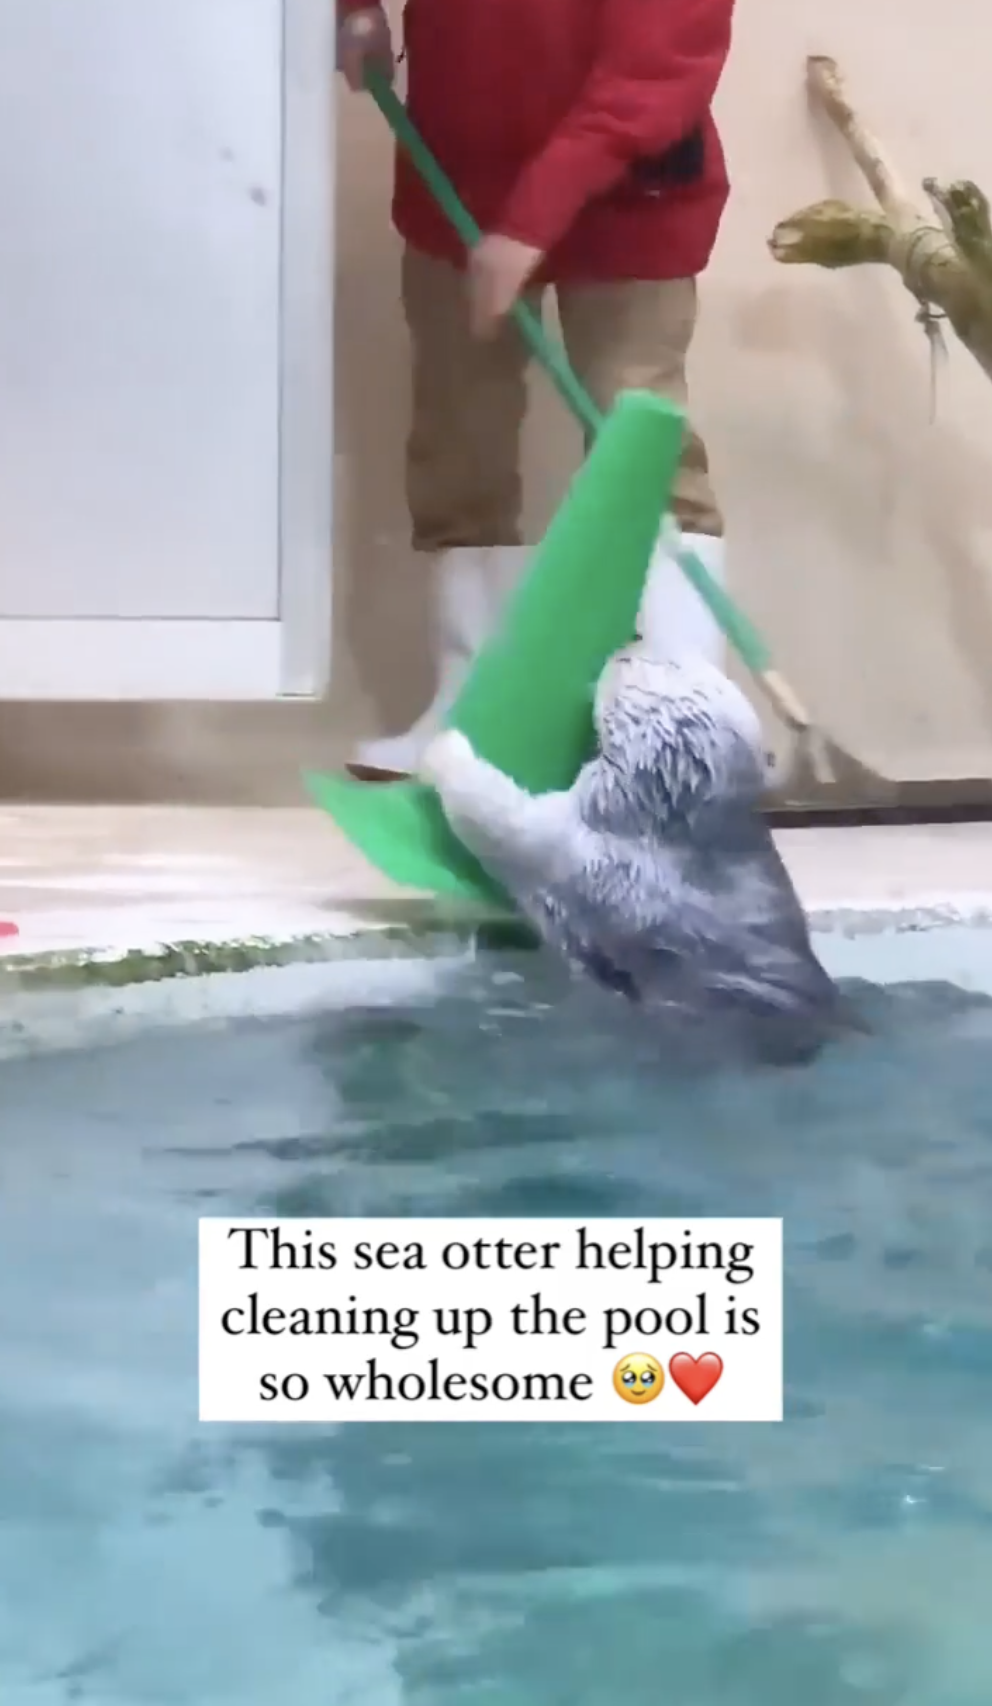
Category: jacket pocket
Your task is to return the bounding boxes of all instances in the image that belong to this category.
[628,126,706,197]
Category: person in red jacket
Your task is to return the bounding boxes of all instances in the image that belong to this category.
[340,0,736,779]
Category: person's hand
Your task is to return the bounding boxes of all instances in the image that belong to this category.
[337,6,394,92]
[469,235,543,337]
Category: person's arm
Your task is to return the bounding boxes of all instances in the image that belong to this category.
[493,0,735,255]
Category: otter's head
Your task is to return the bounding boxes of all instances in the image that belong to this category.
[587,646,766,828]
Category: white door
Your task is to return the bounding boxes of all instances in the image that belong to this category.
[0,0,333,697]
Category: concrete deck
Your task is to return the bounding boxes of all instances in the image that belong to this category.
[3,806,992,968]
[0,804,399,962]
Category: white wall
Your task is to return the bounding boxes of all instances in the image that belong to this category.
[699,0,992,781]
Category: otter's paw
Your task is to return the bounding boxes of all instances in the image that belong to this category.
[419,728,475,791]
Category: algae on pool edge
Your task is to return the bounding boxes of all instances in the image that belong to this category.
[0,916,543,992]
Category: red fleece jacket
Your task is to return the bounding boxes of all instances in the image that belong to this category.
[340,0,735,282]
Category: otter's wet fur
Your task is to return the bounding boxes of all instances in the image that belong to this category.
[421,647,861,1067]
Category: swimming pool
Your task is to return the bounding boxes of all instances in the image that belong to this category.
[3,929,992,1705]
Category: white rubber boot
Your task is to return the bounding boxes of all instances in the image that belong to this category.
[637,530,777,782]
[485,543,530,618]
[637,529,726,667]
[348,545,529,780]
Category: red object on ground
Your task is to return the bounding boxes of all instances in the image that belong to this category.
[341,0,734,283]
[0,921,19,938]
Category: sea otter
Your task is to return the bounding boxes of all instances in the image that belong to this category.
[420,645,855,1065]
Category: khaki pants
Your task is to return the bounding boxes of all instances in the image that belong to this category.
[402,244,723,554]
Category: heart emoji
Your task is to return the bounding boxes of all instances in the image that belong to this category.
[668,1352,723,1406]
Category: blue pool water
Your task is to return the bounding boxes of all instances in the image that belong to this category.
[3,951,992,1704]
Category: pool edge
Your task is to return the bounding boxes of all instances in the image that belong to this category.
[4,892,992,993]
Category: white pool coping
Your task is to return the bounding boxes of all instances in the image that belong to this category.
[2,806,992,1054]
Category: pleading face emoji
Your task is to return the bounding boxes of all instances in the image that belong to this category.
[612,1352,664,1406]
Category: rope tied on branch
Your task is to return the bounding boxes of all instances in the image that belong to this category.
[891,225,952,419]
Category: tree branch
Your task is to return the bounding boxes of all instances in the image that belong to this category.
[769,199,893,269]
[768,55,992,384]
[923,177,992,302]
[804,55,919,227]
